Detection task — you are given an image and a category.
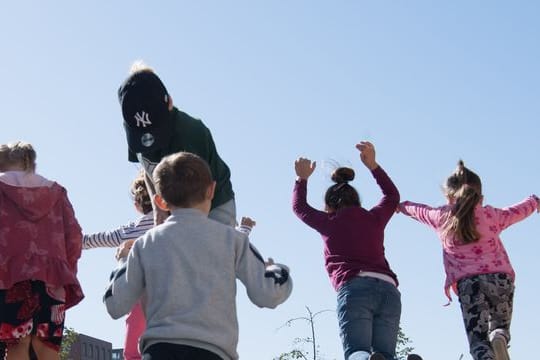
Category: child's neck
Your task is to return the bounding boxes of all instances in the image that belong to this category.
[169,201,211,216]
[1,165,29,172]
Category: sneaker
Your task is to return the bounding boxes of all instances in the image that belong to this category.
[491,334,510,360]
[348,351,370,360]
[407,355,423,360]
[369,353,386,360]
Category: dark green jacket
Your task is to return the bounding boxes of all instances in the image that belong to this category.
[129,107,234,209]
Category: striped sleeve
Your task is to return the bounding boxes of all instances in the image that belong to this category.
[83,213,154,250]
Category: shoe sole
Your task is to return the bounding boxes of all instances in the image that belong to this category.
[491,337,510,360]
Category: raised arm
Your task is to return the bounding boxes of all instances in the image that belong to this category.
[356,142,400,225]
[492,195,540,231]
[292,157,331,231]
[398,201,446,230]
[236,216,256,236]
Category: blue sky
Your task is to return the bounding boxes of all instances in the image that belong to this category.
[1,2,539,359]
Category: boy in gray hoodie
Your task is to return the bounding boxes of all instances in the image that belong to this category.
[104,152,292,360]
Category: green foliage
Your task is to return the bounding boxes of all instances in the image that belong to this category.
[396,326,415,360]
[59,327,78,360]
[276,348,310,360]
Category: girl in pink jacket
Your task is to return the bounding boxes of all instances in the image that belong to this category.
[0,141,83,360]
[398,160,539,360]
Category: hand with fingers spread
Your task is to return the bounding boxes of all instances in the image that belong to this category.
[240,216,256,229]
[355,141,378,171]
[295,157,316,180]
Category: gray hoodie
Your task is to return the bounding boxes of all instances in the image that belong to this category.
[104,208,292,359]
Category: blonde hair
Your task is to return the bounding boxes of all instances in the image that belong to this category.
[129,60,154,75]
[0,141,37,172]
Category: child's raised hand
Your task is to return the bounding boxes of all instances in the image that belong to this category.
[356,141,378,170]
[240,216,256,228]
[116,239,135,260]
[295,157,316,180]
[265,257,275,267]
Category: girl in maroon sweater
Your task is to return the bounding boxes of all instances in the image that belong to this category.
[293,142,414,360]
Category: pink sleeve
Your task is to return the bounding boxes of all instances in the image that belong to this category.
[491,195,539,231]
[398,201,446,230]
[61,190,83,273]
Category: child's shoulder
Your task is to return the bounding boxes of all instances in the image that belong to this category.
[174,108,204,126]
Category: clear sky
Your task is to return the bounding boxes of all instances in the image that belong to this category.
[1,1,539,359]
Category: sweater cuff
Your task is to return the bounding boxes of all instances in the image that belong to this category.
[370,165,382,175]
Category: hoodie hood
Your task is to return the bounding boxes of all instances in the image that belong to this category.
[0,171,63,222]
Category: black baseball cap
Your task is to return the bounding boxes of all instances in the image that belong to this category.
[118,71,173,154]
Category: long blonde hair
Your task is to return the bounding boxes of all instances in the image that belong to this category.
[441,160,482,244]
[0,141,37,172]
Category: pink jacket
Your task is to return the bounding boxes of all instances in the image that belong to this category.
[0,171,84,309]
[399,195,538,301]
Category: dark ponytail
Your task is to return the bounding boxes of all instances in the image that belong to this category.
[324,167,360,211]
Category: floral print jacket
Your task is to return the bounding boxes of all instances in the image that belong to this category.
[0,171,83,309]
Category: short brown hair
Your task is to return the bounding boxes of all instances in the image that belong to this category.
[153,152,213,208]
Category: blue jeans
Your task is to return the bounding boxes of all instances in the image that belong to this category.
[337,276,401,360]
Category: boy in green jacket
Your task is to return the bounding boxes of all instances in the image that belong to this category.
[118,61,235,226]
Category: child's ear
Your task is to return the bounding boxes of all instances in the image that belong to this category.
[153,194,170,211]
[206,181,216,201]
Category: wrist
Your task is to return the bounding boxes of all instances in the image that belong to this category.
[367,162,379,171]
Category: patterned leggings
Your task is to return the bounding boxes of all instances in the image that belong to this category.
[457,273,514,360]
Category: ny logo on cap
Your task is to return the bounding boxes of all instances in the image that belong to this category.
[134,111,152,128]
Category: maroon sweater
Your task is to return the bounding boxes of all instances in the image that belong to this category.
[292,166,400,291]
